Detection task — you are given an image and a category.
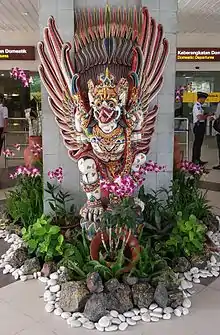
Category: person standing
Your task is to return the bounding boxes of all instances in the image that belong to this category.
[213,102,220,170]
[0,93,8,154]
[192,92,209,165]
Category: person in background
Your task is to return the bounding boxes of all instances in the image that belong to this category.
[212,101,220,170]
[0,93,8,154]
[192,92,209,165]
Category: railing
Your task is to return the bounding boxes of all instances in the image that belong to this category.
[3,118,29,168]
[174,117,189,161]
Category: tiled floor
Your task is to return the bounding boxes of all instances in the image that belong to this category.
[0,279,220,335]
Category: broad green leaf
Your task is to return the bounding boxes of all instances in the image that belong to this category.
[49,226,60,235]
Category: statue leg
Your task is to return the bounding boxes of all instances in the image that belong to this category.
[78,157,103,223]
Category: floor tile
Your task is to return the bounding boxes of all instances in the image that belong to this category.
[208,277,220,290]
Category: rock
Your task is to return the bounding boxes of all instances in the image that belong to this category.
[154,283,168,308]
[132,283,154,309]
[39,277,48,283]
[87,272,103,293]
[48,279,57,287]
[182,298,191,308]
[110,310,119,318]
[3,268,9,275]
[123,311,134,318]
[106,325,118,332]
[181,279,191,290]
[132,308,140,315]
[70,320,82,328]
[141,313,151,322]
[150,312,163,319]
[163,313,171,320]
[168,290,183,309]
[78,317,89,324]
[183,307,189,315]
[172,257,191,273]
[45,303,54,313]
[20,258,41,275]
[184,272,192,282]
[106,283,133,314]
[54,308,63,316]
[151,317,159,322]
[59,281,90,312]
[119,322,128,331]
[211,255,217,264]
[193,278,200,284]
[118,314,126,322]
[105,278,120,292]
[8,247,28,268]
[41,262,57,277]
[122,275,138,286]
[61,312,71,319]
[84,293,107,322]
[154,307,163,313]
[50,285,60,293]
[211,270,219,277]
[95,323,104,332]
[83,321,95,330]
[50,272,59,280]
[174,308,182,317]
[149,303,158,310]
[72,312,84,318]
[190,267,199,274]
[151,268,179,290]
[58,267,73,283]
[164,307,173,314]
[132,315,141,321]
[98,316,111,328]
[20,275,27,282]
[112,318,121,325]
[67,317,74,325]
[140,307,148,314]
[126,318,136,326]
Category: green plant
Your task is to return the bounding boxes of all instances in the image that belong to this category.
[6,172,43,227]
[45,182,78,226]
[166,212,206,258]
[22,215,64,262]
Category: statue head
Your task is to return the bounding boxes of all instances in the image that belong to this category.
[87,68,129,133]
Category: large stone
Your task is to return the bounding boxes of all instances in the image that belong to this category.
[58,267,73,283]
[168,290,183,309]
[190,254,208,270]
[87,272,104,293]
[105,282,133,313]
[20,257,41,275]
[154,283,168,308]
[59,281,90,312]
[84,293,107,322]
[9,247,28,268]
[132,283,154,308]
[172,257,191,273]
[122,275,138,286]
[151,268,179,290]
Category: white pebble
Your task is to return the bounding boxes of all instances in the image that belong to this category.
[174,309,182,317]
[163,313,171,320]
[95,323,104,332]
[14,273,19,280]
[48,279,57,286]
[50,272,59,280]
[45,303,54,313]
[70,320,82,328]
[55,302,59,308]
[106,325,118,332]
[27,275,33,280]
[78,317,89,324]
[132,315,141,321]
[119,322,128,331]
[126,318,136,326]
[33,272,38,279]
[5,264,12,270]
[54,308,63,316]
[112,318,121,325]
[132,308,140,315]
[149,303,158,310]
[38,276,48,283]
[123,311,134,318]
[140,307,148,314]
[164,307,173,314]
[56,291,61,298]
[193,273,200,279]
[151,317,159,322]
[67,317,74,325]
[99,316,110,328]
[20,275,27,282]
[181,279,191,290]
[141,313,151,322]
[61,312,71,319]
[184,272,192,281]
[193,278,201,284]
[110,310,119,318]
[211,270,219,277]
[72,312,84,319]
[211,255,217,264]
[150,312,163,319]
[154,307,163,314]
[118,314,126,322]
[182,298,192,308]
[37,271,41,278]
[18,269,23,276]
[83,322,95,330]
[183,308,189,316]
[50,285,60,293]
[3,268,9,275]
[9,267,15,273]
[190,267,199,274]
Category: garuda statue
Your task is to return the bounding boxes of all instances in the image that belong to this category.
[38,6,169,227]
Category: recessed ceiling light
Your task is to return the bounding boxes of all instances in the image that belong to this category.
[22,12,29,16]
[1,74,4,76]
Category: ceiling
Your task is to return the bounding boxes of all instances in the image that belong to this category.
[0,0,219,33]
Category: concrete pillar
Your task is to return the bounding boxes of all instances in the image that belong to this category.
[142,0,177,191]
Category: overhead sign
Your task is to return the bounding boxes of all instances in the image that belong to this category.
[0,46,35,60]
[183,92,220,103]
[176,48,220,62]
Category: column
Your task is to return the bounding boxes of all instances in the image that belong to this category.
[141,0,177,192]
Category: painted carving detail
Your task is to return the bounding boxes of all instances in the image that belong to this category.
[38,6,169,227]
